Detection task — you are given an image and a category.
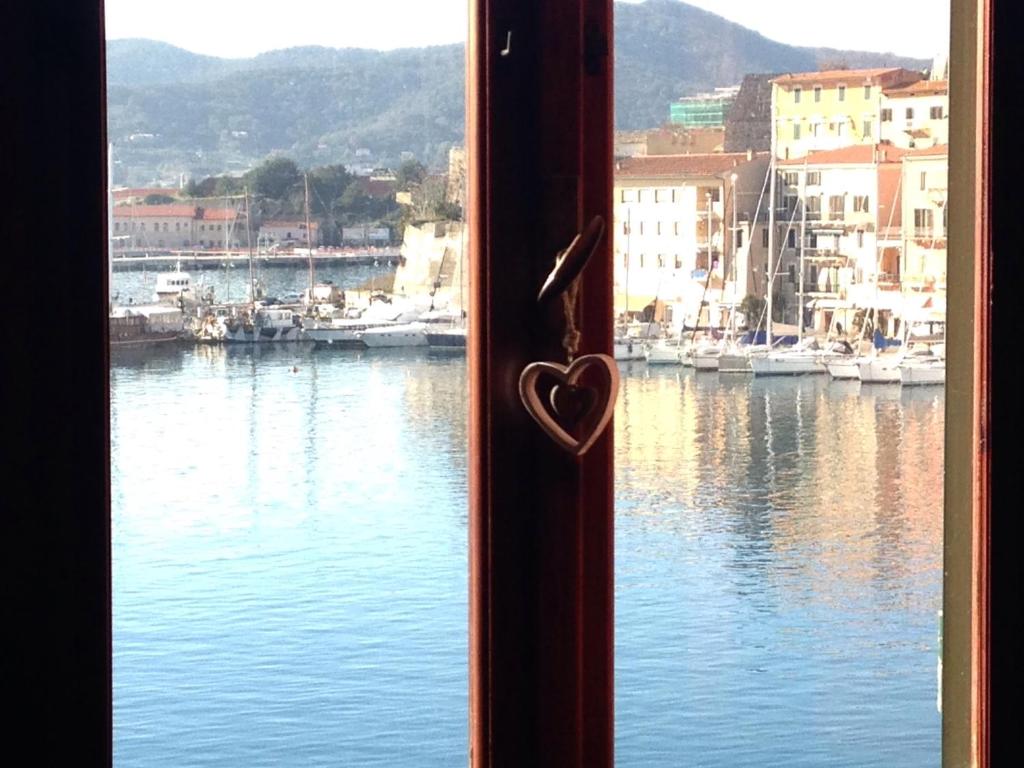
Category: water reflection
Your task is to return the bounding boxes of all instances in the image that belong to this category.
[615,368,942,768]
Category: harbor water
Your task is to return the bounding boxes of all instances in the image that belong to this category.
[112,274,943,767]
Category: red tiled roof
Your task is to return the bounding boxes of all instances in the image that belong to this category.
[111,204,197,218]
[902,145,949,158]
[778,144,908,166]
[355,177,396,198]
[883,79,948,98]
[110,204,238,219]
[773,68,921,87]
[615,152,763,178]
[113,187,182,200]
[199,207,239,221]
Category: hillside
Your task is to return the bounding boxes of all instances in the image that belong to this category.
[107,0,927,185]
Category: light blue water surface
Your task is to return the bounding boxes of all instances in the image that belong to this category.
[112,342,943,767]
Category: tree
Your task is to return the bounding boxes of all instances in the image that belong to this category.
[395,159,427,190]
[247,156,301,201]
[143,193,176,205]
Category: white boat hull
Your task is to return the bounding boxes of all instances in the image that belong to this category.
[751,354,825,376]
[646,345,682,365]
[900,361,945,386]
[693,353,720,371]
[222,325,306,343]
[360,323,427,348]
[614,341,645,361]
[717,353,750,373]
[827,360,860,380]
[858,359,902,384]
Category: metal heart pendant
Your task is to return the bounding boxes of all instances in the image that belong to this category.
[518,353,619,457]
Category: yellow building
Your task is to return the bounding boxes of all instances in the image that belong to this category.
[771,68,923,160]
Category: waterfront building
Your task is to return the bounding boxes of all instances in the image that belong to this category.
[111,204,242,250]
[614,127,726,158]
[341,225,390,245]
[880,80,949,149]
[771,68,923,160]
[900,146,948,291]
[775,144,907,332]
[259,219,320,248]
[612,151,770,327]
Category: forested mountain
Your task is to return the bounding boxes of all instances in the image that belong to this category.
[107,0,927,185]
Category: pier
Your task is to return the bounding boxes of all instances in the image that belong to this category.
[112,248,402,271]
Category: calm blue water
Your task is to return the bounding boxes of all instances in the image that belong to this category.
[112,321,943,767]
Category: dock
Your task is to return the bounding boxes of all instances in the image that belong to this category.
[112,248,402,271]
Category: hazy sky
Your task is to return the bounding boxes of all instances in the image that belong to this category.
[105,0,950,60]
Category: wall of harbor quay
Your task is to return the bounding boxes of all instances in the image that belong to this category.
[111,249,402,272]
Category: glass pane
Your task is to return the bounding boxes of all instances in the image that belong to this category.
[106,2,469,764]
[613,1,949,765]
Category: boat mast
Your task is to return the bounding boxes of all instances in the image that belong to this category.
[798,158,807,343]
[706,190,713,333]
[766,84,777,348]
[730,172,738,342]
[244,186,256,311]
[304,172,315,309]
[625,206,631,324]
[107,143,114,314]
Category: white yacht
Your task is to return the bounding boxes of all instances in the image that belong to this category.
[613,337,646,361]
[304,300,421,347]
[692,340,726,371]
[751,339,826,376]
[359,322,428,348]
[645,338,684,365]
[899,357,946,386]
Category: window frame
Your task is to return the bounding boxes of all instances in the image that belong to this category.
[4,0,1011,767]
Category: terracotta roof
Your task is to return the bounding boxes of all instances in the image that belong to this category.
[111,204,197,218]
[883,79,948,98]
[354,177,396,199]
[773,68,920,87]
[614,152,762,178]
[113,187,182,200]
[111,205,238,219]
[902,145,949,159]
[777,144,908,166]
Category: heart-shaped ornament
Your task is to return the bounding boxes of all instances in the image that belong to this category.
[519,353,619,457]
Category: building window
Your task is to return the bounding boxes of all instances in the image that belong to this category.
[783,172,798,187]
[931,105,944,119]
[881,108,893,122]
[623,222,629,235]
[782,194,797,216]
[806,171,821,186]
[906,107,915,120]
[853,195,870,213]
[914,208,934,237]
[621,189,635,203]
[163,223,168,232]
[762,227,769,248]
[639,253,645,268]
[114,222,120,231]
[857,230,865,248]
[805,196,820,220]
[637,189,645,203]
[794,87,801,103]
[200,224,205,231]
[674,255,682,269]
[736,229,744,248]
[793,123,801,140]
[829,195,844,220]
[838,85,846,101]
[920,171,927,190]
[813,85,822,102]
[657,254,665,268]
[787,229,796,248]
[788,263,796,283]
[864,84,872,98]
[673,222,679,236]
[863,119,873,138]
[654,189,665,203]
[656,222,662,235]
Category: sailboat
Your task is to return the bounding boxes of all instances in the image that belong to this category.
[221,187,306,343]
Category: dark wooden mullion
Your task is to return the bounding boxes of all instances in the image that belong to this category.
[469,0,613,766]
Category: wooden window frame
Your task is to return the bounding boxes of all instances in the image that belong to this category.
[4,0,1017,766]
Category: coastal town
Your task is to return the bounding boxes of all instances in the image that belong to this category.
[111,57,949,383]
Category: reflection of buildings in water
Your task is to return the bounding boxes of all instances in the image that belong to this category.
[614,367,944,610]
[400,357,468,451]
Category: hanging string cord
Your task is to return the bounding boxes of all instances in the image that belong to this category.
[562,279,581,362]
